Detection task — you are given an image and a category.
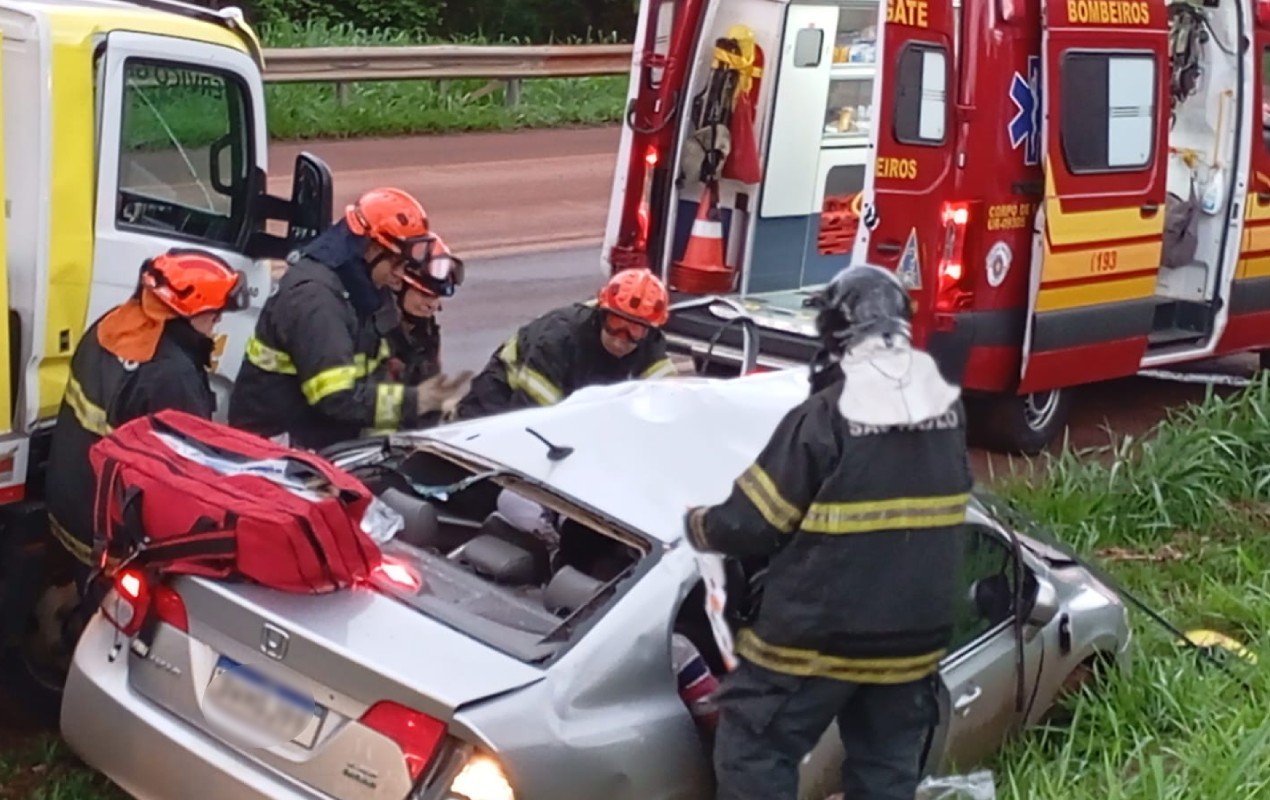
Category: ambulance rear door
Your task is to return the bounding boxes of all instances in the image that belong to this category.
[852,0,959,346]
[0,48,24,505]
[1020,0,1169,392]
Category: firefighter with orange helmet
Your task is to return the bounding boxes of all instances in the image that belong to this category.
[454,268,678,420]
[34,248,249,676]
[386,235,465,387]
[228,187,472,449]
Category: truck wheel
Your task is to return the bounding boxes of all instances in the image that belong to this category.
[971,389,1072,455]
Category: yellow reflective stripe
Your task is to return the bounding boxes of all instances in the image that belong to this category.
[737,629,945,683]
[65,376,111,436]
[640,357,678,379]
[374,383,405,429]
[498,333,564,406]
[802,493,970,534]
[512,366,564,406]
[245,336,298,375]
[301,365,358,405]
[49,514,95,566]
[736,464,802,534]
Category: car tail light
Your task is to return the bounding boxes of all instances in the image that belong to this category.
[359,701,446,782]
[101,569,151,637]
[936,200,973,312]
[101,569,189,636]
[372,557,423,593]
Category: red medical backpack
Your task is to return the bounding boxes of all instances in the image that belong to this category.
[89,409,383,593]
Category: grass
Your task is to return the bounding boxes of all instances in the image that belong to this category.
[8,375,1270,798]
[0,734,125,800]
[983,374,1270,797]
[123,19,630,149]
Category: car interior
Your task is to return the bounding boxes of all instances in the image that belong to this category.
[339,441,648,640]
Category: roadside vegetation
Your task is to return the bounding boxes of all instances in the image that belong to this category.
[260,20,629,140]
[4,376,1269,797]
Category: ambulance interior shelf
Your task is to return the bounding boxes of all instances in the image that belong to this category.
[823,4,877,142]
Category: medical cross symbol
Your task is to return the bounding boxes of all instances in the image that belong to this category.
[1008,55,1041,166]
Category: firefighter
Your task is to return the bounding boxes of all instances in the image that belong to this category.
[386,236,464,386]
[454,268,678,420]
[683,264,973,800]
[33,248,249,677]
[227,187,472,450]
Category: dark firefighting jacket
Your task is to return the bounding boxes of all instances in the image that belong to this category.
[686,372,973,685]
[45,318,217,564]
[227,256,419,450]
[385,315,441,385]
[455,302,677,420]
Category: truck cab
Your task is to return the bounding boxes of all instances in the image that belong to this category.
[0,0,331,505]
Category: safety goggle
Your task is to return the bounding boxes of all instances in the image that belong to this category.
[603,312,651,342]
[222,270,250,312]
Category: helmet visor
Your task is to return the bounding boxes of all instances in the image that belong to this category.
[222,270,251,312]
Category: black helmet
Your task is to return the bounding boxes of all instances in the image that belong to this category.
[809,264,912,355]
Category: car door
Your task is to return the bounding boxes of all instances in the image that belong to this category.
[924,522,1044,773]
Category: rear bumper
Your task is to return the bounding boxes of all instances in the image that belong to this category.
[60,615,320,800]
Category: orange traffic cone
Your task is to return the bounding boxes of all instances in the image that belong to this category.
[670,183,736,294]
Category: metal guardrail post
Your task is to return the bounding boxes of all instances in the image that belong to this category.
[505,78,522,107]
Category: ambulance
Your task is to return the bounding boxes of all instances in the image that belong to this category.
[0,0,331,514]
[602,0,1270,453]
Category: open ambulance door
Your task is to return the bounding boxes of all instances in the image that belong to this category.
[0,57,22,506]
[1019,0,1170,393]
[852,0,958,349]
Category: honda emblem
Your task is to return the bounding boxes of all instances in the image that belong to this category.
[260,623,289,661]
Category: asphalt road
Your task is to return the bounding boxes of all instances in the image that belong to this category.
[438,245,604,372]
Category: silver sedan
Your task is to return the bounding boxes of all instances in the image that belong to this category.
[60,369,1131,799]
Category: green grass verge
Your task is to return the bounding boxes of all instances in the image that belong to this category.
[0,734,125,800]
[986,375,1270,796]
[124,19,629,149]
[10,376,1270,798]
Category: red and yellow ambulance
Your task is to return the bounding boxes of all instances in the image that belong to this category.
[603,0,1270,453]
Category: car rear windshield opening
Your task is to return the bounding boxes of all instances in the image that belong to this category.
[346,444,651,664]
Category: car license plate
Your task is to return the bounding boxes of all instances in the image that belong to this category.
[205,656,326,749]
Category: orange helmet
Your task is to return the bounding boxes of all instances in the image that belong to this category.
[140,248,248,317]
[345,187,434,264]
[402,235,464,298]
[597,268,670,327]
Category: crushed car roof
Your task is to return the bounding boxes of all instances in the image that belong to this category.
[418,368,986,544]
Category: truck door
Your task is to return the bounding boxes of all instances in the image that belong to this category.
[1229,6,1270,348]
[852,0,958,346]
[91,32,270,415]
[1020,1,1169,392]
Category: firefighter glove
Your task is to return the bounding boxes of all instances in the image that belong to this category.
[416,370,473,417]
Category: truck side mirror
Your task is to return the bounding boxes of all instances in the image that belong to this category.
[244,151,334,259]
[286,152,334,248]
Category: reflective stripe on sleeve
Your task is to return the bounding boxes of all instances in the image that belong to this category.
[65,376,112,436]
[735,464,803,534]
[300,365,359,405]
[498,334,564,406]
[245,336,297,374]
[640,358,679,379]
[374,383,406,429]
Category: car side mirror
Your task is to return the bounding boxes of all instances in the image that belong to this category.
[1025,574,1060,628]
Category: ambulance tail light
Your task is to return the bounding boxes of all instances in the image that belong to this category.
[936,201,973,312]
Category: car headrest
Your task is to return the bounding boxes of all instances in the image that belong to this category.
[379,488,440,550]
[459,534,538,585]
[544,565,604,615]
[478,512,552,579]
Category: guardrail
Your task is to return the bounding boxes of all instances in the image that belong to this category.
[261,44,635,106]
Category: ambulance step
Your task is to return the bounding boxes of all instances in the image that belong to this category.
[1137,368,1253,388]
[1147,327,1205,347]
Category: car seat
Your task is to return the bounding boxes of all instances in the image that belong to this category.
[475,512,552,581]
[378,488,441,549]
[543,565,605,615]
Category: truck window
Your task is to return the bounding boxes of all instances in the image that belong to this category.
[1059,51,1156,173]
[893,43,948,146]
[116,59,253,247]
